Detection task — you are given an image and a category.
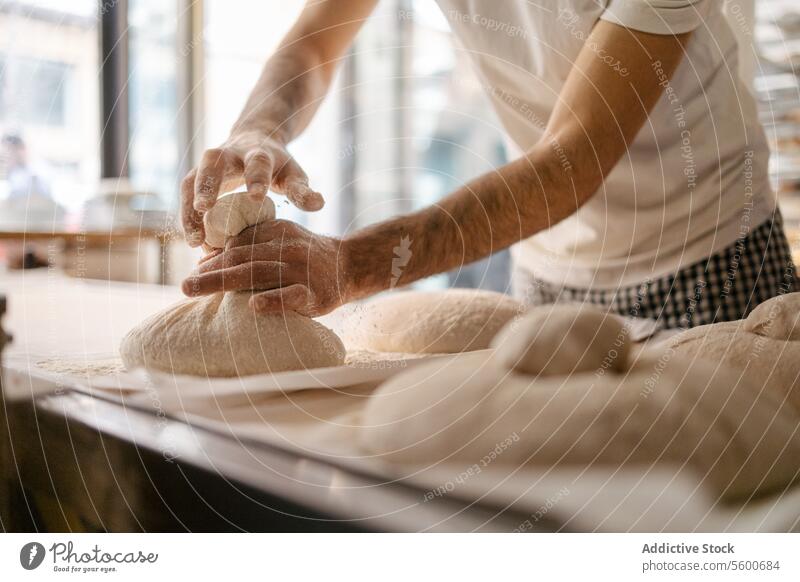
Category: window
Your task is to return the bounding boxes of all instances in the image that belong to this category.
[202,0,343,234]
[0,55,71,127]
[348,0,511,290]
[128,0,180,207]
[0,0,100,227]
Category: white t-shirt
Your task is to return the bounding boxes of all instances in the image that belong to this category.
[435,0,775,289]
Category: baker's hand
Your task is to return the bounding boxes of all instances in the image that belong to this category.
[181,220,350,317]
[181,131,325,247]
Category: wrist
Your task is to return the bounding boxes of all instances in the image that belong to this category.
[227,124,289,149]
[337,236,375,303]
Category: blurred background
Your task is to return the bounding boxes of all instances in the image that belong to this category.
[0,0,797,290]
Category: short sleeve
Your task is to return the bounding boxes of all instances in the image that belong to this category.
[599,0,712,35]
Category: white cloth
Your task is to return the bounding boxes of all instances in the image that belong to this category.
[435,0,775,288]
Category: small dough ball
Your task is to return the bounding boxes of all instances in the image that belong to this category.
[491,304,629,376]
[344,289,523,354]
[120,292,345,377]
[360,350,800,500]
[203,192,276,249]
[743,292,800,341]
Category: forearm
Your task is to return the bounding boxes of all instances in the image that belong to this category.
[230,48,330,145]
[229,0,377,145]
[342,143,598,299]
[343,21,690,300]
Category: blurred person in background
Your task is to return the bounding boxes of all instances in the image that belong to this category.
[1,132,61,268]
[1,133,53,203]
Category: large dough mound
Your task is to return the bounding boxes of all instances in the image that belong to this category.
[343,289,523,354]
[491,303,629,376]
[120,292,346,377]
[359,304,800,500]
[664,292,800,413]
[203,192,276,248]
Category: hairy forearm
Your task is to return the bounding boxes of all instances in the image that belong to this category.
[342,143,599,299]
[230,47,330,144]
[342,21,689,300]
[229,0,377,145]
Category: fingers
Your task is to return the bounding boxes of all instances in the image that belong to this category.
[199,241,303,274]
[250,284,312,314]
[198,248,222,265]
[224,219,305,250]
[273,154,325,211]
[194,148,240,212]
[182,261,294,296]
[181,169,204,247]
[243,149,274,199]
[285,180,325,211]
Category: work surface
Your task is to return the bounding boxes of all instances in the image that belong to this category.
[1,272,799,532]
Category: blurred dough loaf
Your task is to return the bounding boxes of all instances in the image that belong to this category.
[491,303,629,376]
[344,289,523,354]
[664,292,800,413]
[360,304,800,500]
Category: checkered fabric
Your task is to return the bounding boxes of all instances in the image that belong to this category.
[513,210,799,329]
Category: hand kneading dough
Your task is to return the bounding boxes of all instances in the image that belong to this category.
[120,291,346,377]
[360,304,800,499]
[203,192,276,248]
[491,304,629,376]
[664,292,800,413]
[343,289,523,354]
[124,192,344,377]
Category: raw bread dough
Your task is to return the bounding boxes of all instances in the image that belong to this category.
[120,291,346,377]
[359,301,800,500]
[742,292,800,341]
[491,303,629,376]
[123,190,345,377]
[343,289,523,354]
[664,292,800,413]
[360,352,800,500]
[203,192,276,248]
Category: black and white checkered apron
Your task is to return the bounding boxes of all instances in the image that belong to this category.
[513,210,799,329]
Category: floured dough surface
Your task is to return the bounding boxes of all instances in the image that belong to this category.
[120,292,346,377]
[37,357,125,378]
[203,192,276,248]
[665,292,800,413]
[343,289,523,354]
[359,301,800,500]
[122,191,344,377]
[491,303,629,376]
